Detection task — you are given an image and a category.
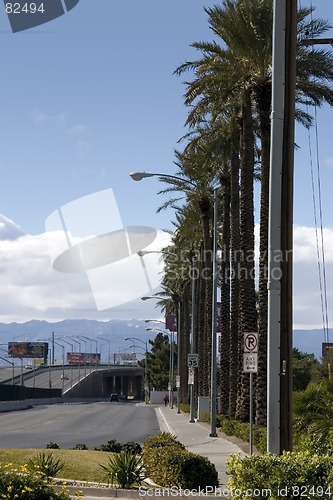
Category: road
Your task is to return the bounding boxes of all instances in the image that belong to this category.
[0,401,160,449]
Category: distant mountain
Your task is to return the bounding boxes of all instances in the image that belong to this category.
[0,319,161,364]
[0,319,330,363]
[293,329,331,360]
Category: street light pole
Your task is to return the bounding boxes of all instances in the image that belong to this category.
[209,187,219,437]
[98,337,111,367]
[57,338,74,388]
[124,337,148,403]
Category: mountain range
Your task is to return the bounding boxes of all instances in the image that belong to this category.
[0,319,330,363]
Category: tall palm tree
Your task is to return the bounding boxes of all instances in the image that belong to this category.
[157,148,218,399]
[174,0,333,424]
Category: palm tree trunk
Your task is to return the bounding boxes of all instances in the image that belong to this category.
[219,169,231,416]
[255,85,271,426]
[236,90,258,422]
[229,128,241,419]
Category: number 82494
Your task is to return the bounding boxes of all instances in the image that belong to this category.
[5,3,45,14]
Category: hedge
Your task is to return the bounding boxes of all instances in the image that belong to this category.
[143,433,218,489]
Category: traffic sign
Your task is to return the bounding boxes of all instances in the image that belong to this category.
[188,367,194,385]
[176,375,180,388]
[243,332,258,353]
[188,353,199,368]
[243,352,258,373]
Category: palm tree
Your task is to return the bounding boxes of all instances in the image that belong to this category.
[157,148,218,399]
[174,0,333,424]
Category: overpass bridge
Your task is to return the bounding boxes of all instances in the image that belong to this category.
[0,364,145,401]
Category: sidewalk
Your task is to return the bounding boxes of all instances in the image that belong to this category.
[68,404,247,499]
[156,404,246,487]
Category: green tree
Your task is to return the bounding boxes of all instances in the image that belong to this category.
[141,332,173,391]
[293,348,326,391]
[174,0,333,425]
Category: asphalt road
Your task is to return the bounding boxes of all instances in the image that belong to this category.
[0,401,160,449]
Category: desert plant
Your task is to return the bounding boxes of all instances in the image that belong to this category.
[27,452,64,478]
[100,451,146,488]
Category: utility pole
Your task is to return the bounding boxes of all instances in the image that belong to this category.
[267,0,297,454]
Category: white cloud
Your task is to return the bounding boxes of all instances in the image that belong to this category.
[0,215,330,328]
[31,108,67,126]
[0,215,25,240]
[67,124,88,135]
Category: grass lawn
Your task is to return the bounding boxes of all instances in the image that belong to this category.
[0,449,113,483]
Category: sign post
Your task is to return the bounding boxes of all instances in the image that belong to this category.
[243,332,258,455]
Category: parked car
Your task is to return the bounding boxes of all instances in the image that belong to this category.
[25,365,32,369]
[110,394,119,402]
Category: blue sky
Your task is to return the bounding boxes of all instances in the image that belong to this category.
[0,0,332,330]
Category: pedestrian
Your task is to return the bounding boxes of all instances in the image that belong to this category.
[163,394,169,407]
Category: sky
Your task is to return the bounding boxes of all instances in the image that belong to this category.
[0,0,332,333]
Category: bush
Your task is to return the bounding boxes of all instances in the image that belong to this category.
[180,403,190,414]
[143,433,218,489]
[94,438,142,454]
[227,451,333,499]
[27,452,64,478]
[0,463,75,500]
[94,439,122,452]
[46,442,60,449]
[71,443,88,450]
[218,417,267,454]
[100,451,146,488]
[143,432,185,451]
[122,441,142,455]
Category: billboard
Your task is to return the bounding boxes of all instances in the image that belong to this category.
[67,352,101,365]
[8,342,48,360]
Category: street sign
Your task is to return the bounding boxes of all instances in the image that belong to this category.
[187,353,199,367]
[243,332,258,353]
[176,375,180,388]
[243,352,258,373]
[188,367,194,385]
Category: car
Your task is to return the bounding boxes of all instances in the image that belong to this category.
[60,374,69,380]
[24,365,32,370]
[110,394,119,402]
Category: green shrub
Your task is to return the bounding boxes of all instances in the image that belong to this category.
[143,433,218,489]
[218,417,267,454]
[227,451,333,499]
[221,418,236,435]
[180,403,190,414]
[144,432,185,451]
[200,411,210,423]
[94,439,122,452]
[0,463,74,499]
[27,451,64,478]
[46,442,60,449]
[71,443,88,450]
[122,441,142,455]
[100,451,146,488]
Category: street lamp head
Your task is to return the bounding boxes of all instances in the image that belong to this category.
[129,172,155,181]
